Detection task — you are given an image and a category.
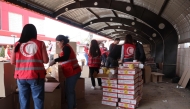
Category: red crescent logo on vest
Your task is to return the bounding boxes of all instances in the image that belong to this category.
[20,41,37,57]
[126,47,134,56]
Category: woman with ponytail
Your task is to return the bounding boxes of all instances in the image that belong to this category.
[11,24,49,109]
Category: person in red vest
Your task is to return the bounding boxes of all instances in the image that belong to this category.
[88,40,102,89]
[84,43,89,65]
[5,45,12,60]
[100,43,108,66]
[49,35,81,109]
[11,24,49,109]
[121,34,136,62]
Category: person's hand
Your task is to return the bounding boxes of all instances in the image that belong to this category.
[49,60,55,67]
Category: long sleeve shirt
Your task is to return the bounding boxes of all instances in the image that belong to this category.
[54,46,71,62]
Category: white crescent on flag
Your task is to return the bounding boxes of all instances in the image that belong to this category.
[20,41,37,57]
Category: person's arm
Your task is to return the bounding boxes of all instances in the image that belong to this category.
[54,46,71,62]
[42,42,49,63]
[120,45,124,62]
[10,47,16,65]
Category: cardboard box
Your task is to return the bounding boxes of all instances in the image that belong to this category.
[45,82,60,92]
[123,62,140,68]
[102,100,117,107]
[49,63,65,82]
[56,42,76,53]
[118,68,138,75]
[118,84,138,90]
[144,66,151,83]
[117,88,139,95]
[80,65,90,78]
[144,47,151,52]
[118,79,138,85]
[120,96,140,105]
[142,44,150,48]
[102,83,117,88]
[118,74,138,80]
[139,71,142,77]
[118,93,138,99]
[118,102,136,109]
[0,94,14,109]
[102,96,118,102]
[102,78,117,84]
[103,92,117,98]
[103,88,118,93]
[75,78,85,99]
[139,80,143,86]
[0,62,16,97]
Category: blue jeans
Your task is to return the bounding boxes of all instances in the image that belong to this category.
[17,79,45,109]
[65,72,81,109]
[84,53,88,65]
[123,58,134,62]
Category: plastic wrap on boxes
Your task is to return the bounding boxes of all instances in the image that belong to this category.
[102,78,117,84]
[102,96,118,102]
[118,84,138,90]
[103,88,118,93]
[102,83,117,88]
[118,68,138,75]
[103,92,117,98]
[118,74,138,80]
[102,101,117,107]
[118,102,136,109]
[118,93,138,99]
[118,79,138,85]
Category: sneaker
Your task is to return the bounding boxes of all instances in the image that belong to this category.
[91,86,95,90]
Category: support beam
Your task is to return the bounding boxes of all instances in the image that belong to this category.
[86,8,100,19]
[158,0,170,16]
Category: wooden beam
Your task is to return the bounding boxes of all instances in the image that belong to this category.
[86,8,100,19]
[112,10,118,17]
[158,0,170,16]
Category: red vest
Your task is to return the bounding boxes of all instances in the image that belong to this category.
[100,47,107,55]
[14,39,46,79]
[124,44,135,59]
[60,44,81,78]
[88,54,101,68]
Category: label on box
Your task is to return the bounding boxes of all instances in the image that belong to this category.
[120,97,140,105]
[118,84,138,90]
[102,101,117,106]
[102,83,117,88]
[102,96,118,102]
[117,88,138,95]
[118,78,138,84]
[103,92,117,98]
[118,102,135,109]
[118,74,138,80]
[103,88,117,93]
[102,78,117,84]
[118,68,138,75]
[123,62,140,68]
[118,93,138,99]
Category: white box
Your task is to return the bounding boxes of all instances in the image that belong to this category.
[118,93,138,99]
[139,71,142,76]
[102,96,118,102]
[118,102,136,109]
[120,97,140,105]
[103,88,117,93]
[102,78,117,84]
[139,80,143,86]
[117,88,139,95]
[118,84,138,90]
[118,79,138,85]
[102,83,117,88]
[118,68,138,75]
[103,92,117,98]
[118,74,138,80]
[99,69,104,74]
[123,62,140,68]
[102,100,117,107]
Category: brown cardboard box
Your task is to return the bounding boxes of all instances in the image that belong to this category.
[144,66,151,83]
[80,65,90,78]
[56,42,77,53]
[0,62,17,97]
[144,47,151,52]
[75,78,85,99]
[0,94,15,109]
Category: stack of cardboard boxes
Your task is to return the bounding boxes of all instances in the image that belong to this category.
[143,44,151,58]
[101,62,143,109]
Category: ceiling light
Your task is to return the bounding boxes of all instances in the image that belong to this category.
[131,22,135,25]
[134,29,137,32]
[152,33,156,37]
[126,6,131,11]
[65,8,68,11]
[110,18,113,21]
[159,23,165,29]
[94,2,98,6]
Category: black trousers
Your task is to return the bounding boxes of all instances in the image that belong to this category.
[89,67,102,87]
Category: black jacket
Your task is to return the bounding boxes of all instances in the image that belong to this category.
[135,43,146,63]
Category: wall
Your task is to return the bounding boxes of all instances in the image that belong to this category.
[177,43,190,77]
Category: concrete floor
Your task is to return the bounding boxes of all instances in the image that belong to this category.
[75,78,190,109]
